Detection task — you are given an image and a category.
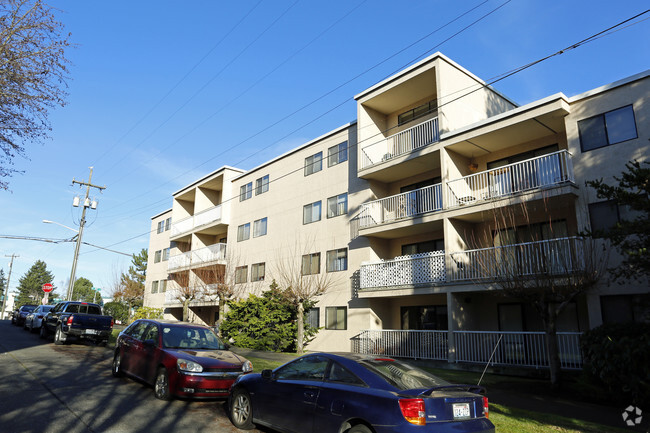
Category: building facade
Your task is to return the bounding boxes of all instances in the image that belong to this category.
[143,53,649,367]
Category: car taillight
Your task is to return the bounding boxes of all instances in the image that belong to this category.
[37,314,43,319]
[67,315,74,326]
[399,398,426,426]
[110,319,114,327]
[483,397,489,419]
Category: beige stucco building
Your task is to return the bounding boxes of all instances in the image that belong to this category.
[144,53,649,367]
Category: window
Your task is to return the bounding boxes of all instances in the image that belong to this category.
[304,152,323,176]
[401,305,448,330]
[162,248,170,261]
[303,201,321,224]
[154,250,162,263]
[328,142,348,167]
[275,356,329,381]
[157,221,164,234]
[578,105,637,152]
[251,263,265,282]
[237,223,251,241]
[240,182,253,201]
[151,281,159,294]
[255,175,269,195]
[328,362,364,385]
[301,253,320,275]
[165,217,171,231]
[160,280,167,293]
[235,266,248,284]
[306,307,320,328]
[327,193,347,218]
[589,201,619,236]
[401,239,444,256]
[253,217,268,237]
[326,306,347,330]
[326,248,347,272]
[398,99,437,126]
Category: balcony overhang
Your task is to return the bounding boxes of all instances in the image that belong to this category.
[358,146,441,182]
[442,95,570,158]
[358,67,438,114]
[359,215,444,239]
[357,281,494,298]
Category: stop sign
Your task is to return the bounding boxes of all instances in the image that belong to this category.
[42,283,54,293]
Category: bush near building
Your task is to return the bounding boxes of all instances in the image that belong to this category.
[103,302,129,324]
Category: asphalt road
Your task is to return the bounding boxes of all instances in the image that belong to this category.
[0,320,269,433]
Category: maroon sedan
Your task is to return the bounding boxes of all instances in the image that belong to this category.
[112,319,252,400]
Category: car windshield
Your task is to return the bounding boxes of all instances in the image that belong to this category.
[21,306,36,312]
[161,325,227,350]
[359,358,450,391]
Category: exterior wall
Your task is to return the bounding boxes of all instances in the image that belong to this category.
[143,210,172,313]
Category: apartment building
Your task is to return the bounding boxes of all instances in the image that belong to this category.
[144,53,649,367]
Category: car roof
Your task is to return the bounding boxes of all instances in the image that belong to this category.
[136,319,211,329]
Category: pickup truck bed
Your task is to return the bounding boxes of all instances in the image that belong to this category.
[42,301,113,346]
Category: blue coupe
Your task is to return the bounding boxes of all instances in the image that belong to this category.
[229,352,494,433]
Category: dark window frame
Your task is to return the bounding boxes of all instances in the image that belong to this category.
[578,105,638,152]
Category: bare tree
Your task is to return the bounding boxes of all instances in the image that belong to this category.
[169,270,198,322]
[0,0,72,189]
[273,239,337,354]
[468,196,608,387]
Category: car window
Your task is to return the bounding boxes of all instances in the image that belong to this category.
[125,321,148,341]
[359,358,449,391]
[275,356,328,381]
[66,304,79,313]
[327,361,365,386]
[142,324,159,344]
[43,305,53,312]
[161,326,226,350]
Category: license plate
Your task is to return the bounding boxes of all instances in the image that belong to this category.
[85,329,99,335]
[453,403,470,419]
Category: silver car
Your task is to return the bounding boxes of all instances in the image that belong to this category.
[24,305,54,333]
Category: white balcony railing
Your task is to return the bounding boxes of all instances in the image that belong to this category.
[164,286,220,305]
[449,237,585,282]
[360,251,446,289]
[358,184,442,229]
[351,329,583,369]
[170,204,223,237]
[360,117,439,170]
[446,150,574,208]
[167,243,227,272]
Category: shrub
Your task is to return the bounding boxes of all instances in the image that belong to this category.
[132,306,164,321]
[580,322,650,409]
[103,302,128,323]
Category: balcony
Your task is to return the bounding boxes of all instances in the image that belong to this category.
[164,286,220,306]
[360,117,439,170]
[358,184,442,229]
[446,150,574,208]
[170,204,222,238]
[167,243,227,272]
[360,251,446,290]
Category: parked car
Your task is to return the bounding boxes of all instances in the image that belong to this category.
[24,305,54,333]
[11,305,37,327]
[229,353,494,433]
[41,301,113,346]
[112,319,253,400]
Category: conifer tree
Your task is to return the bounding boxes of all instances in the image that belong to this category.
[15,260,55,306]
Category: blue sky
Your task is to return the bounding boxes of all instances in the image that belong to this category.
[1,0,648,300]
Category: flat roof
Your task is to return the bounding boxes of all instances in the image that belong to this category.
[151,208,172,220]
[172,165,245,197]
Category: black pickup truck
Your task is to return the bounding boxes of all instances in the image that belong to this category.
[41,301,113,346]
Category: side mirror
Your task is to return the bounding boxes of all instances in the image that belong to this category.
[261,369,273,381]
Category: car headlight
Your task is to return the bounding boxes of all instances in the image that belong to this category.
[177,359,203,373]
[242,360,253,373]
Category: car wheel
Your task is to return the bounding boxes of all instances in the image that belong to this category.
[230,388,254,430]
[348,425,373,433]
[54,326,67,345]
[112,352,124,377]
[40,325,49,339]
[154,368,171,401]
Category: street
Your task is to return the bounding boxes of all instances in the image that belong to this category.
[0,320,267,433]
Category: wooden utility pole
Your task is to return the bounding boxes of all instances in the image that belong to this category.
[1,254,19,319]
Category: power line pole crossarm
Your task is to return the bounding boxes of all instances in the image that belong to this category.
[67,167,106,301]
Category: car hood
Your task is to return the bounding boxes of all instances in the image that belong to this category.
[170,349,246,367]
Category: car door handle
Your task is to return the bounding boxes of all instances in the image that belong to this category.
[304,391,316,399]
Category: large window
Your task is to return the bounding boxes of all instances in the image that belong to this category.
[398,99,437,126]
[401,305,448,330]
[578,105,637,152]
[235,266,248,284]
[304,152,323,176]
[589,201,619,236]
[251,262,265,282]
[301,253,320,275]
[256,175,269,195]
[327,193,347,218]
[303,201,322,224]
[401,239,444,256]
[326,248,347,272]
[240,182,253,201]
[328,142,348,167]
[237,223,251,241]
[253,217,267,237]
[326,306,347,330]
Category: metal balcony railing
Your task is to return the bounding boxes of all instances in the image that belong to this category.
[449,237,585,282]
[167,243,227,272]
[446,150,574,208]
[170,204,222,237]
[359,251,446,289]
[358,184,442,229]
[360,117,439,170]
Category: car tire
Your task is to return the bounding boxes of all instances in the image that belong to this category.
[40,325,49,339]
[112,352,124,377]
[23,321,29,330]
[348,425,373,433]
[54,326,67,345]
[230,388,254,430]
[154,368,171,401]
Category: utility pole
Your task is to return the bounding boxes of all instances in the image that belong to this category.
[1,254,18,320]
[67,167,105,301]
